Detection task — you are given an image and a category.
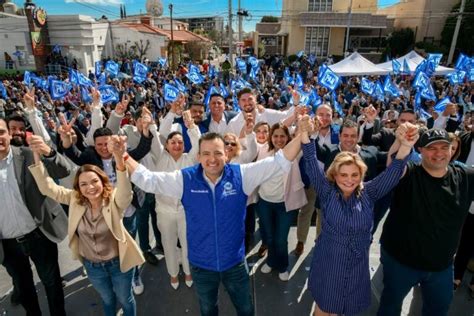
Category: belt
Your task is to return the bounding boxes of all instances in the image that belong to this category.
[6,228,42,244]
[83,257,120,268]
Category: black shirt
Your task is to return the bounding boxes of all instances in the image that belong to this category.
[381,163,474,271]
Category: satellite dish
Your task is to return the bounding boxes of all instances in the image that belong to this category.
[145,0,163,17]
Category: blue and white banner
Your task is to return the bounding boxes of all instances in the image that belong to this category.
[309,89,322,109]
[296,73,304,90]
[174,79,187,92]
[332,91,344,117]
[50,80,70,100]
[383,77,400,97]
[95,61,102,78]
[52,44,61,54]
[133,60,149,82]
[308,54,317,66]
[164,83,180,102]
[0,82,7,99]
[186,71,204,84]
[420,83,436,101]
[158,57,167,67]
[402,59,410,74]
[23,71,31,85]
[98,73,106,86]
[78,72,93,87]
[219,83,229,98]
[248,56,259,69]
[414,90,421,111]
[454,53,469,70]
[469,68,474,82]
[318,66,340,91]
[69,69,79,85]
[433,97,450,112]
[236,58,247,74]
[98,85,119,104]
[374,81,385,101]
[447,70,466,85]
[296,50,305,58]
[209,65,216,79]
[427,53,442,69]
[413,71,430,89]
[188,63,200,74]
[361,78,375,95]
[80,85,92,103]
[392,59,401,75]
[105,60,119,77]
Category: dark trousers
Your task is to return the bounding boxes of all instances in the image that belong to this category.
[256,199,297,272]
[136,193,161,251]
[378,247,453,316]
[190,261,254,316]
[1,229,65,316]
[454,213,474,284]
[245,203,256,252]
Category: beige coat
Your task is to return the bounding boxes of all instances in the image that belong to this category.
[29,162,145,272]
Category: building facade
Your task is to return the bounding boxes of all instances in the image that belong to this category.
[281,0,393,59]
[377,0,458,43]
[178,16,224,33]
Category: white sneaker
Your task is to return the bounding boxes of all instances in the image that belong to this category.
[279,271,289,281]
[132,276,144,295]
[261,263,272,274]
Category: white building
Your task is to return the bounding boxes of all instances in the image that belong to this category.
[0,11,35,70]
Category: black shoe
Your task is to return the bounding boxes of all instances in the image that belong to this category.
[10,287,20,306]
[143,251,159,266]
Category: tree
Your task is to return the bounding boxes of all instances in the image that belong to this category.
[441,0,474,55]
[134,39,151,59]
[384,28,415,58]
[261,16,279,23]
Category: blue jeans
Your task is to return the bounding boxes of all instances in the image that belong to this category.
[257,198,297,272]
[190,261,254,316]
[123,214,139,280]
[378,247,453,316]
[136,193,161,251]
[84,258,136,316]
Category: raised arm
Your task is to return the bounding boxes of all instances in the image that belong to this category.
[366,123,418,201]
[86,88,103,146]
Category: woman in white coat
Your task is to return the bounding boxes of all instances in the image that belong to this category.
[152,110,200,289]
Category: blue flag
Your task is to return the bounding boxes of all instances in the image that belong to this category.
[249,67,260,81]
[105,60,119,77]
[361,78,375,95]
[296,73,304,89]
[50,80,70,100]
[78,72,93,87]
[23,71,31,85]
[164,83,180,102]
[158,57,167,67]
[248,56,259,69]
[418,107,432,120]
[434,97,450,112]
[95,61,102,77]
[219,83,229,98]
[98,73,106,86]
[392,59,401,75]
[309,89,322,109]
[319,67,340,91]
[133,60,149,83]
[174,79,187,93]
[30,74,42,88]
[332,91,344,117]
[188,63,200,74]
[402,59,410,74]
[0,82,7,99]
[383,77,400,97]
[318,64,328,82]
[455,53,469,70]
[186,71,205,84]
[469,68,474,82]
[236,58,247,74]
[81,85,92,103]
[52,44,61,54]
[413,71,430,89]
[209,65,216,79]
[308,54,317,66]
[414,90,421,111]
[447,70,466,85]
[420,83,436,101]
[374,81,385,101]
[69,69,79,85]
[232,95,240,112]
[98,85,119,104]
[296,50,305,58]
[427,53,442,68]
[295,90,311,106]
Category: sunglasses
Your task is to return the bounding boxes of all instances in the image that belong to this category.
[224,141,237,147]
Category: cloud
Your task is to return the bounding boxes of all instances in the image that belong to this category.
[65,0,124,6]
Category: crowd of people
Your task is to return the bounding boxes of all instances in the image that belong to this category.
[0,52,473,316]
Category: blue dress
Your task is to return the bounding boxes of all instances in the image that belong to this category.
[302,142,407,315]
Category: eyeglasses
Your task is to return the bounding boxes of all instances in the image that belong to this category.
[224,141,237,147]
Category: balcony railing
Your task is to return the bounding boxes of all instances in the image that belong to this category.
[299,12,388,28]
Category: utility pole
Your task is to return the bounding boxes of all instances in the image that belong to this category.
[447,0,466,64]
[238,0,242,44]
[228,0,233,66]
[169,3,174,69]
[344,0,353,56]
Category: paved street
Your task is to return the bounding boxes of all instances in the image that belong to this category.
[1,217,473,316]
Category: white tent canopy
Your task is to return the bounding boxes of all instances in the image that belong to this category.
[328,52,391,76]
[376,50,455,75]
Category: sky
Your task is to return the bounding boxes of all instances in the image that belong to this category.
[10,0,400,32]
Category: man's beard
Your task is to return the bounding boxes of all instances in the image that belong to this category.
[10,136,26,147]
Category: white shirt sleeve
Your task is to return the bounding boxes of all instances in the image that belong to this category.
[240,149,292,195]
[261,107,295,125]
[130,164,183,199]
[433,114,449,129]
[159,111,182,138]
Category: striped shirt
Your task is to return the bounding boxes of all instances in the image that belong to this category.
[302,141,407,315]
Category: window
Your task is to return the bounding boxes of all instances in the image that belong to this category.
[308,0,332,12]
[305,27,330,57]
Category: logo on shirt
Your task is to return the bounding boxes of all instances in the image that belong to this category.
[222,182,237,197]
[191,189,209,194]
